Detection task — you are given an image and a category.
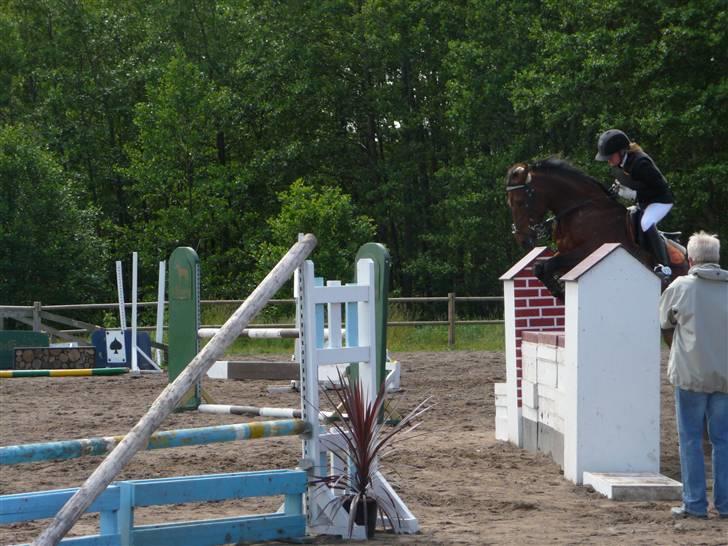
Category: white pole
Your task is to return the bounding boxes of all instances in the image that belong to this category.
[115,261,126,331]
[155,260,166,367]
[32,234,317,546]
[130,252,140,376]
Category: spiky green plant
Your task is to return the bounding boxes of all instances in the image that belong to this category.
[316,370,431,537]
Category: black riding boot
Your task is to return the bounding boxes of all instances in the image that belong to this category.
[644,225,671,277]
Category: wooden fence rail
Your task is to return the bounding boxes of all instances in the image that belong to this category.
[0,293,503,349]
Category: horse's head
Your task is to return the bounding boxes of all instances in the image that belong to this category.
[505,163,549,251]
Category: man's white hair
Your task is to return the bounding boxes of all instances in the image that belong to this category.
[687,231,720,264]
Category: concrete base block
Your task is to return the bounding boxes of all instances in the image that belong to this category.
[583,472,682,501]
[538,422,564,468]
[522,417,538,453]
[495,416,509,441]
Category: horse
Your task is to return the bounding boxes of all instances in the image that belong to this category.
[505,158,688,299]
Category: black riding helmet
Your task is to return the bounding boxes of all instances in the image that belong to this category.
[595,129,630,161]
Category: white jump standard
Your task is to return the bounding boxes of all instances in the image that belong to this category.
[6,235,417,545]
[496,243,682,500]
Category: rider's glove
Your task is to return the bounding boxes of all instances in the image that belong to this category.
[608,181,621,197]
[617,185,637,201]
[609,180,637,201]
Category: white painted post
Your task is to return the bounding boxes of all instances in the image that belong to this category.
[115,261,126,331]
[130,252,139,376]
[357,259,377,402]
[154,260,166,367]
[298,260,321,523]
[561,244,661,484]
[502,279,522,446]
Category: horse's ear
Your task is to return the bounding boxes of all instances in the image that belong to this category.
[510,164,527,184]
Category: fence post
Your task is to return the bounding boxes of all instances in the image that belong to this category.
[448,292,455,348]
[33,301,42,332]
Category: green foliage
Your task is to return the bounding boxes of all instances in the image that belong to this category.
[1,0,726,308]
[0,124,108,304]
[254,179,376,285]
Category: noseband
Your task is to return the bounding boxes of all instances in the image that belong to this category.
[506,170,553,240]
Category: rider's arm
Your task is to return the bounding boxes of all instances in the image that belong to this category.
[631,158,668,191]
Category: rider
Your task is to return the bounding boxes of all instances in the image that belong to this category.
[595,129,674,278]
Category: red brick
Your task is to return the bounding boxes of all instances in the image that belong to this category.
[514,308,540,318]
[515,288,540,298]
[514,279,529,288]
[514,298,529,308]
[528,317,556,327]
[528,297,557,307]
[539,288,556,298]
[515,319,528,328]
[528,278,543,287]
[541,307,565,317]
[538,332,562,346]
[555,317,565,326]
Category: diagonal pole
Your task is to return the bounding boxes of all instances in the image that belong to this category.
[33,234,317,546]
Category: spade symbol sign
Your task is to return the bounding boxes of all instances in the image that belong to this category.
[105,330,127,364]
[110,338,122,354]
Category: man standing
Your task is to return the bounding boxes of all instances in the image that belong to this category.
[659,231,728,519]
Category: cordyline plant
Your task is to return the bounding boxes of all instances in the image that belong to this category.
[314,369,432,537]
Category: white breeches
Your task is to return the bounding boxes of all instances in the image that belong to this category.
[641,202,673,231]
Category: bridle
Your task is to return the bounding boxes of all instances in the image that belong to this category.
[507,168,594,241]
[506,170,552,240]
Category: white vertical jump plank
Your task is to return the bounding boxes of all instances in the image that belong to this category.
[299,260,322,523]
[154,260,166,367]
[130,252,140,376]
[357,258,377,402]
[115,261,126,331]
[326,281,342,349]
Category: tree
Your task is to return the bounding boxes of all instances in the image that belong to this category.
[0,124,108,304]
[254,179,376,287]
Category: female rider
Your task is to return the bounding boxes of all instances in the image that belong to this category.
[595,129,674,278]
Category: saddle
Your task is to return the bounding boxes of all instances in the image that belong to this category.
[626,207,686,266]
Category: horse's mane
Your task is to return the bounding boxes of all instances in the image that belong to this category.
[531,158,611,197]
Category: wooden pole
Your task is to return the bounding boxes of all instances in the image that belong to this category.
[33,234,317,546]
[448,292,456,348]
[33,301,42,332]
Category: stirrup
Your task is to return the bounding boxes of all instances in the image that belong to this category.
[654,264,672,278]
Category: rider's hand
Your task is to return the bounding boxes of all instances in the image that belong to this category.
[617,184,637,201]
[608,181,621,197]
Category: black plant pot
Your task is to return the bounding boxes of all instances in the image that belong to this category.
[343,496,378,538]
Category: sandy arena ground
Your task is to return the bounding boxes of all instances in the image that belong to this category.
[1,351,726,545]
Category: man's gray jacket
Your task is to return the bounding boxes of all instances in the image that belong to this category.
[659,263,728,393]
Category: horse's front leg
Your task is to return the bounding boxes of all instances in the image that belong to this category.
[534,250,590,300]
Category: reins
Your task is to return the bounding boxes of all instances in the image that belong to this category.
[507,168,593,241]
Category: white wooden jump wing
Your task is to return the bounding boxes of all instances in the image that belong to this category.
[299,258,417,537]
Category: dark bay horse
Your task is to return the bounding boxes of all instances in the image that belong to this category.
[506,158,688,298]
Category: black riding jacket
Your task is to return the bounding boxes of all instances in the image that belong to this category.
[611,150,673,208]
